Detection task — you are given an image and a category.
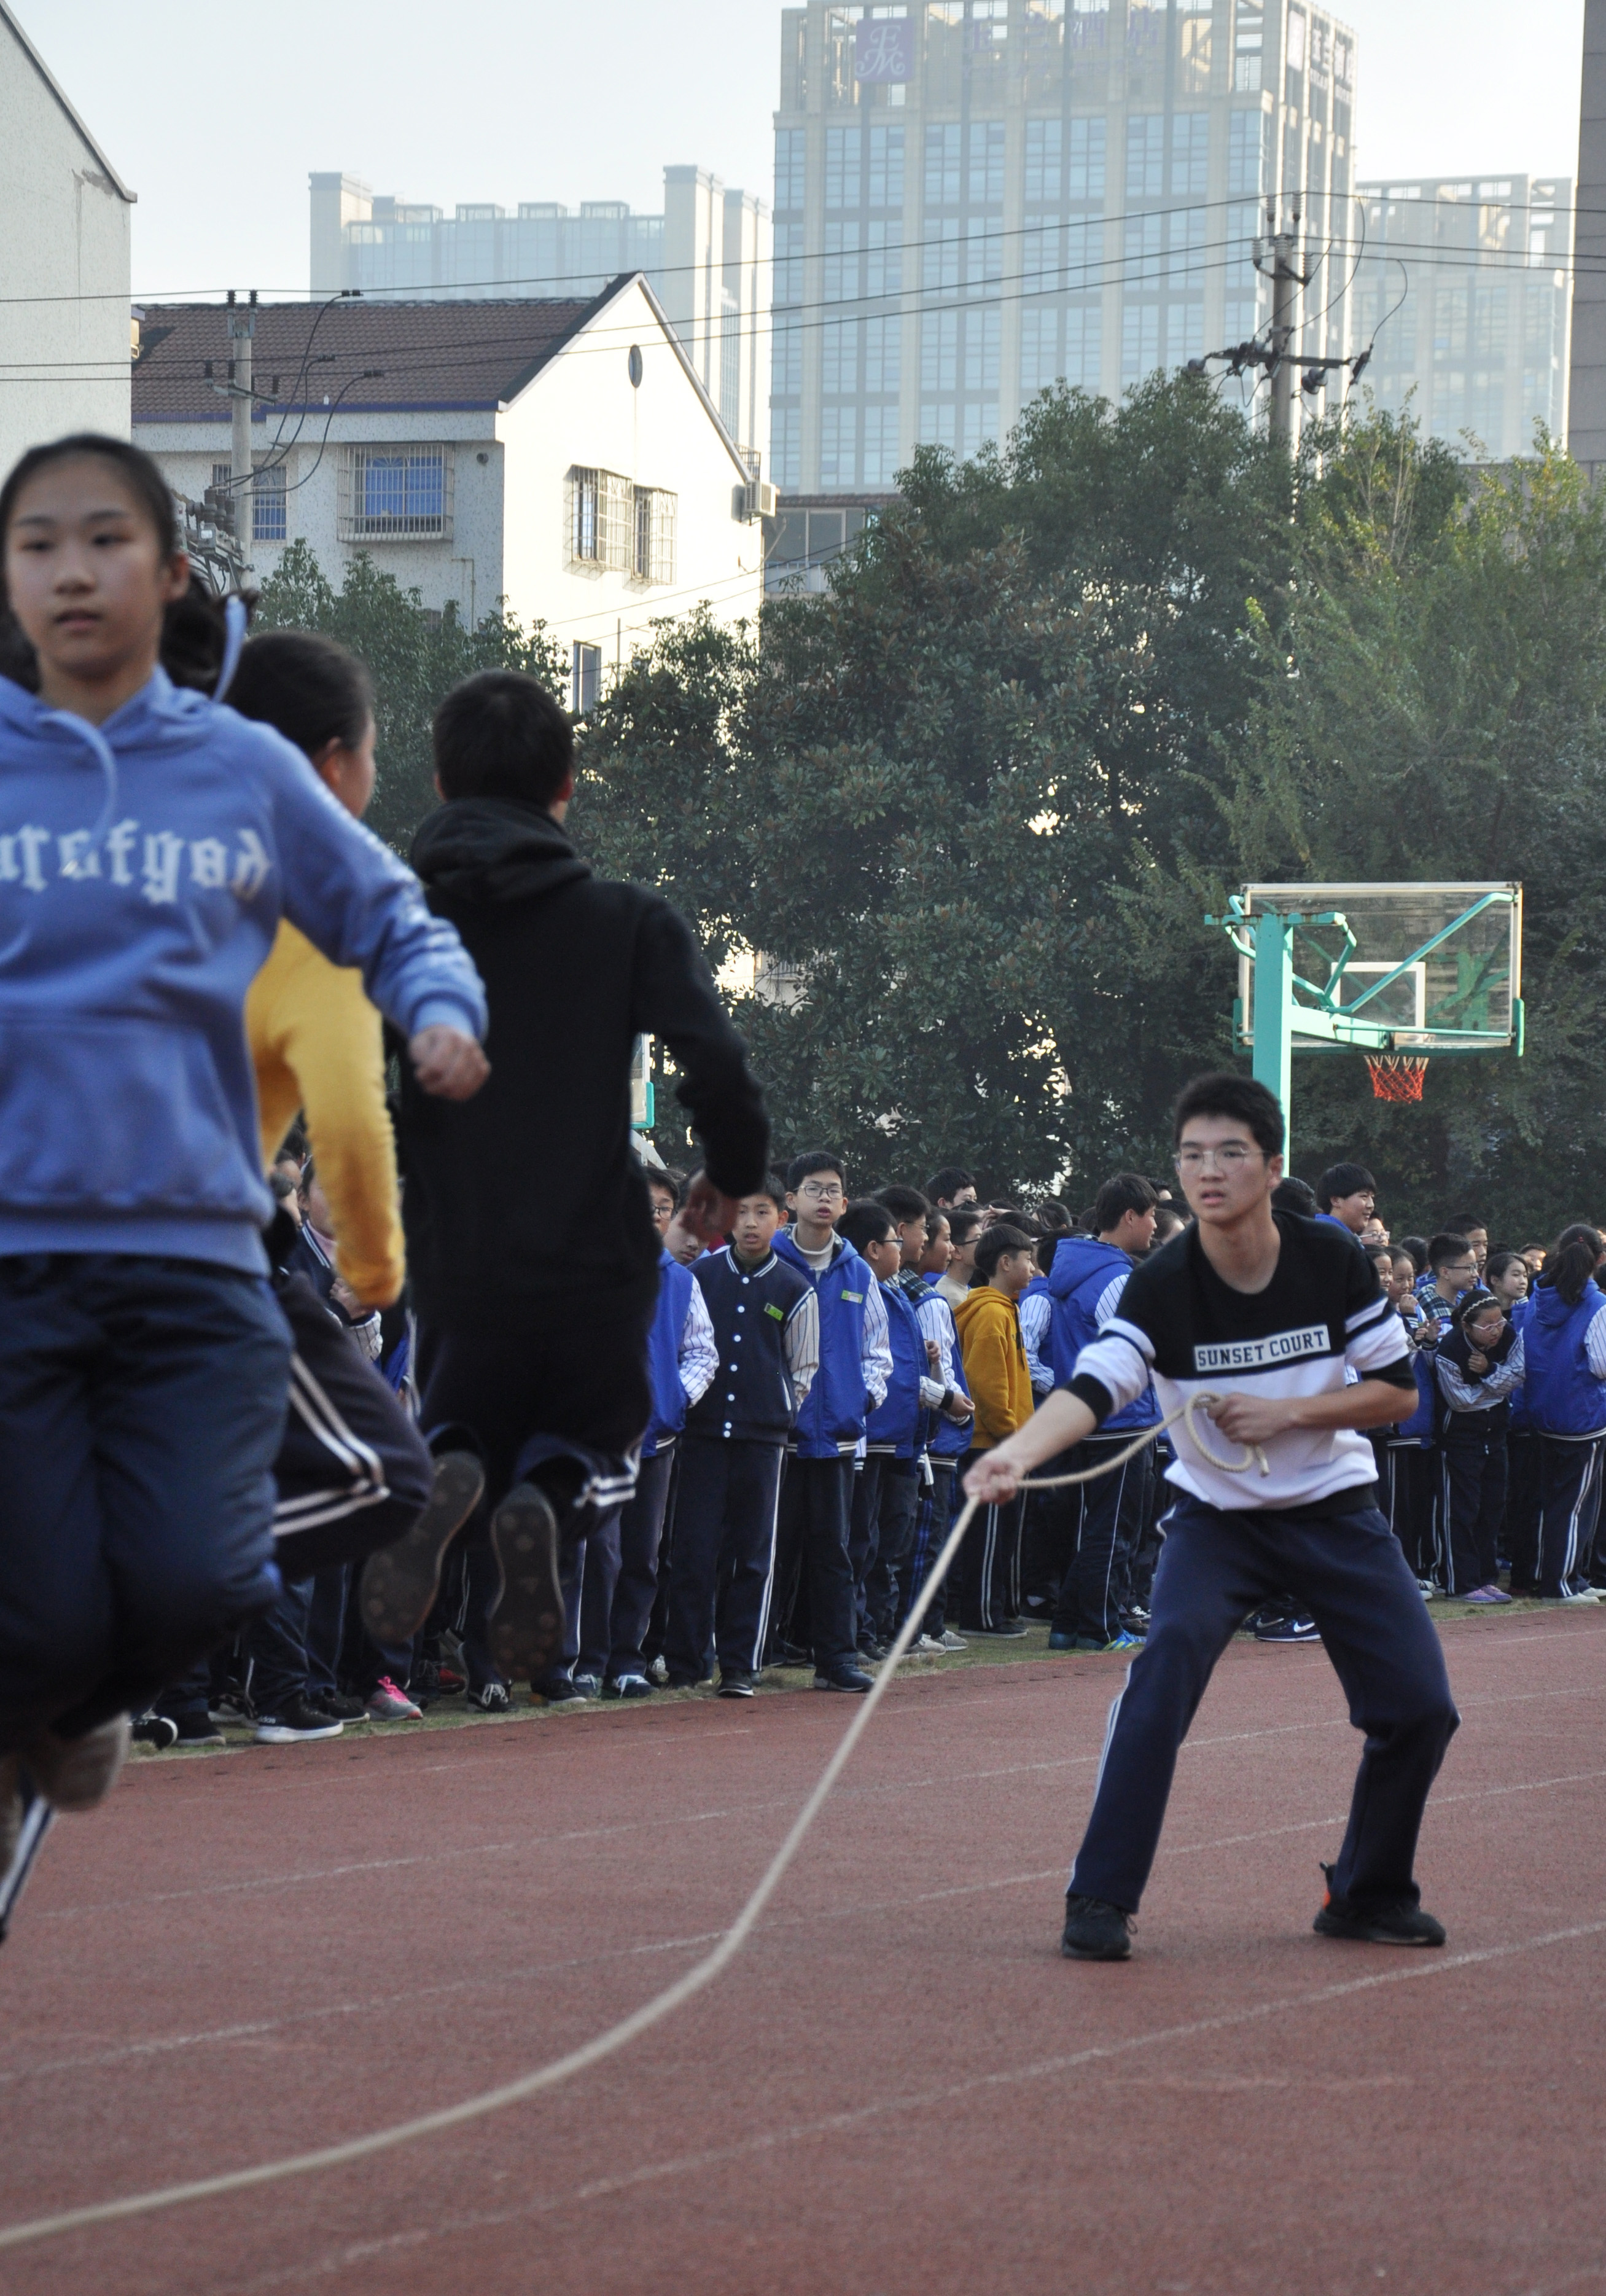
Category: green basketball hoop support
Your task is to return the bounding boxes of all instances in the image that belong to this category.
[1205,886,1524,1165]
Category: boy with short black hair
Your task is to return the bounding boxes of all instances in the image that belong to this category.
[1416,1233,1479,1342]
[844,1198,947,1654]
[1316,1163,1376,1236]
[768,1152,891,1692]
[937,1205,983,1310]
[663,1177,816,1696]
[1446,1216,1489,1277]
[900,1215,975,1649]
[954,1223,1037,1635]
[398,668,770,1700]
[926,1167,978,1209]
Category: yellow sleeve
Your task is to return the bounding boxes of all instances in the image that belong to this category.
[962,1310,1015,1448]
[246,924,406,1308]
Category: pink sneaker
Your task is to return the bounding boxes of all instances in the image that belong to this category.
[366,1676,423,1720]
[1463,1585,1513,1605]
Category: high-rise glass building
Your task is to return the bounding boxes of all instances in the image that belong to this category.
[1351,178,1572,461]
[768,0,1358,494]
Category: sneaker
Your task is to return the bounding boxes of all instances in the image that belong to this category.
[1312,1865,1445,1947]
[604,1674,653,1700]
[1100,1631,1144,1652]
[486,1483,565,1687]
[910,1634,948,1656]
[1061,1893,1134,1961]
[466,1681,512,1714]
[365,1676,423,1721]
[357,1450,486,1646]
[857,1637,888,1663]
[1255,1615,1321,1643]
[646,1655,670,1685]
[171,1714,225,1749]
[1416,1578,1438,1599]
[772,1641,813,1668]
[208,1690,254,1728]
[1543,1589,1604,1605]
[569,1673,602,1700]
[813,1666,875,1693]
[536,1673,584,1704]
[717,1671,755,1698]
[938,1629,968,1651]
[1048,1630,1078,1651]
[967,1620,1029,1639]
[311,1689,367,1722]
[131,1711,179,1752]
[254,1697,343,1745]
[1128,1606,1151,1626]
[25,1715,132,1810]
[1461,1585,1513,1606]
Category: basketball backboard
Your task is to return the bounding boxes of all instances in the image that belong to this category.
[1230,883,1523,1058]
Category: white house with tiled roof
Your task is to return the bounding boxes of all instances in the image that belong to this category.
[0,2,134,473]
[133,275,765,705]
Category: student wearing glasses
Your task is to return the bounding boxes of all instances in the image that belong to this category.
[967,1072,1456,1964]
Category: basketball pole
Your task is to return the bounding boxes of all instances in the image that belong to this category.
[1250,910,1296,1162]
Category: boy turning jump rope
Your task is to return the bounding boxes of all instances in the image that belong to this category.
[966,1074,1459,1964]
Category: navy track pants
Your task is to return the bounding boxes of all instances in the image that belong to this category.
[1069,1495,1459,1915]
[664,1435,785,1682]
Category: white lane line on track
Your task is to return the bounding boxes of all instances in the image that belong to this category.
[233,1910,1606,2293]
[28,1681,1599,1925]
[11,1763,1606,2096]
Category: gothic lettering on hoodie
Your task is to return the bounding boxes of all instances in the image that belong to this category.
[0,818,275,905]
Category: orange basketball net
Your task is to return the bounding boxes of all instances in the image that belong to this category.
[1365,1053,1429,1103]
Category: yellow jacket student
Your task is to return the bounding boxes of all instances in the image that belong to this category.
[954,1286,1034,1448]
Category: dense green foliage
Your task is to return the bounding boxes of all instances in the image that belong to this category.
[252,542,565,852]
[252,404,1606,1241]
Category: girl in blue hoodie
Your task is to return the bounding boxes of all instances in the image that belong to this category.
[0,434,487,1849]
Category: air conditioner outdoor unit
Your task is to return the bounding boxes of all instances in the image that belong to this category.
[741,480,779,521]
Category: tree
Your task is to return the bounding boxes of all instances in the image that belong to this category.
[252,542,566,851]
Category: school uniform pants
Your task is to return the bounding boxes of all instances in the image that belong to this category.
[599,1443,678,1681]
[849,1453,888,1642]
[244,1574,316,1718]
[270,1272,435,1580]
[663,1436,786,1682]
[956,1451,1024,1630]
[1047,1436,1155,1647]
[1069,1496,1459,1915]
[1437,1421,1507,1594]
[897,1456,961,1636]
[1536,1435,1606,1600]
[768,1454,857,1673]
[1505,1431,1542,1593]
[1373,1438,1432,1582]
[865,1459,922,1642]
[575,1502,628,1681]
[0,1252,290,1751]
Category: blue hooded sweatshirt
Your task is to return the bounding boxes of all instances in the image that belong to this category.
[1523,1278,1606,1439]
[0,668,486,1275]
[1047,1234,1159,1432]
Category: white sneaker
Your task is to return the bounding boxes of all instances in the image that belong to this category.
[25,1715,132,1812]
[938,1628,969,1650]
[911,1634,948,1655]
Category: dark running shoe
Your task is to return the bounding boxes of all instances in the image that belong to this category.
[466,1682,512,1715]
[1255,1615,1321,1643]
[1312,1864,1445,1947]
[486,1483,564,1688]
[717,1671,755,1698]
[311,1689,367,1723]
[813,1666,874,1693]
[254,1696,343,1745]
[171,1714,226,1749]
[1061,1894,1134,1961]
[131,1711,179,1752]
[358,1451,486,1646]
[604,1674,653,1701]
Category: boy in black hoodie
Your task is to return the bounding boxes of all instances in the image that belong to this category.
[396,672,770,1696]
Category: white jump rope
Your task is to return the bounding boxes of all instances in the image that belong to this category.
[0,1393,1265,2255]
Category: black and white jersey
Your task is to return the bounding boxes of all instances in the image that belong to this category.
[1068,1211,1414,1512]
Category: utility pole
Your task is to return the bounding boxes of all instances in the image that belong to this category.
[227,289,256,575]
[1255,208,1310,448]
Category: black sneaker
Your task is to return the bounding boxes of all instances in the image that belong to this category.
[131,1711,179,1752]
[357,1451,485,1646]
[170,1713,225,1749]
[771,1641,813,1668]
[1255,1615,1321,1644]
[717,1671,755,1698]
[536,1673,584,1704]
[311,1689,366,1723]
[208,1690,254,1728]
[254,1695,343,1744]
[812,1665,874,1693]
[857,1636,887,1663]
[1312,1864,1446,1947]
[486,1483,564,1687]
[466,1681,512,1714]
[604,1674,653,1700]
[1061,1893,1134,1961]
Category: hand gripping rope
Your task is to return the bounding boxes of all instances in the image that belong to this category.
[0,1392,1264,2255]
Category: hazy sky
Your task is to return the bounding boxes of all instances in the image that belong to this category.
[16,0,1587,299]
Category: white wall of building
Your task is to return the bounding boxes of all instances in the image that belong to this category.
[136,281,762,676]
[0,6,133,475]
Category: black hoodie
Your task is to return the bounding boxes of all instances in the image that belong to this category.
[397,798,768,1306]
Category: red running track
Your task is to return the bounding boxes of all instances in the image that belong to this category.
[3,1611,1606,2295]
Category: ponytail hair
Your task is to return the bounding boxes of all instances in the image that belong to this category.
[0,431,251,698]
[1540,1224,1604,1308]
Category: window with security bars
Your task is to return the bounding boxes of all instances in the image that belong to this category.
[252,461,286,542]
[337,446,452,540]
[634,487,676,584]
[569,467,675,583]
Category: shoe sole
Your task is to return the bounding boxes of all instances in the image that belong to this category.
[253,1722,345,1744]
[1060,1932,1131,1962]
[486,1484,564,1687]
[717,1684,755,1698]
[1312,1911,1445,1947]
[359,1451,486,1646]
